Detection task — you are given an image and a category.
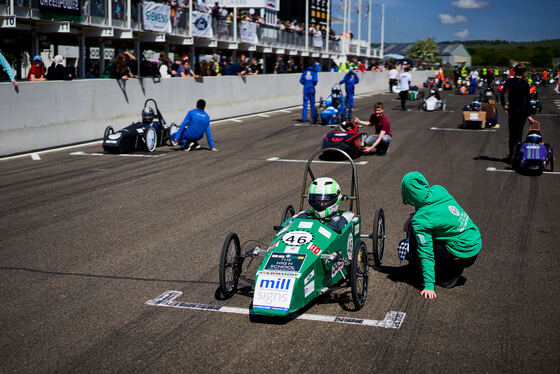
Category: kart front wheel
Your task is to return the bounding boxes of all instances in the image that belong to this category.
[169,123,179,146]
[104,126,114,139]
[219,232,242,299]
[280,204,295,226]
[372,208,385,267]
[350,240,368,310]
[144,126,157,152]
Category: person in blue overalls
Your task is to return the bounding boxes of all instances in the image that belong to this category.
[171,99,218,152]
[339,66,359,118]
[299,64,318,123]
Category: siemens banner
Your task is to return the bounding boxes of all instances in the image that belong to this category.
[143,1,172,33]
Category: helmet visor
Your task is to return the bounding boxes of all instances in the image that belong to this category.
[309,193,338,212]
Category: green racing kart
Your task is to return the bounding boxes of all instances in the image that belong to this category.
[218,148,386,317]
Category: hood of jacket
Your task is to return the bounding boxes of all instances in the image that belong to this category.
[401,171,431,208]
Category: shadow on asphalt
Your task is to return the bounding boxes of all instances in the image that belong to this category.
[473,155,510,163]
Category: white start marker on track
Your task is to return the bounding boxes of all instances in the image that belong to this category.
[146,291,406,329]
[267,157,368,165]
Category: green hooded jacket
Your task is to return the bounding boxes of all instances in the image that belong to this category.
[401,172,482,290]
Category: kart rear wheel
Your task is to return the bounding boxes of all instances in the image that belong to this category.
[372,208,385,267]
[104,126,114,139]
[350,240,368,310]
[169,123,179,146]
[549,147,554,172]
[144,126,157,152]
[219,232,242,299]
[280,204,296,226]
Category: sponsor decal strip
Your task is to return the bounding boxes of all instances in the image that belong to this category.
[486,167,560,175]
[267,157,368,165]
[147,291,406,329]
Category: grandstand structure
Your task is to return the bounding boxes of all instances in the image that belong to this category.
[0,0,382,78]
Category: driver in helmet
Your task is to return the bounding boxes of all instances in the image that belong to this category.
[292,177,354,234]
[142,107,155,124]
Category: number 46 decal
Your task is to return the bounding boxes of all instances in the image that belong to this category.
[282,231,313,245]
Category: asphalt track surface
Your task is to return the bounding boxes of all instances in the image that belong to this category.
[1,86,559,373]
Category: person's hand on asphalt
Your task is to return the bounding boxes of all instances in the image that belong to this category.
[528,116,535,123]
[211,148,218,152]
[421,289,437,299]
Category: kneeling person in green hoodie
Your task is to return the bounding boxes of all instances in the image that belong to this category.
[401,171,482,299]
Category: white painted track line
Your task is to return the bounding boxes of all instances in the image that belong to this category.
[146,291,406,329]
[1,141,102,162]
[70,151,164,158]
[431,127,496,132]
[267,157,368,165]
[486,167,560,175]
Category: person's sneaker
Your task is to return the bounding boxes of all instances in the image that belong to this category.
[184,142,194,151]
[494,123,500,128]
[192,142,201,150]
[439,275,460,289]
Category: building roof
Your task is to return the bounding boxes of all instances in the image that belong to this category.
[382,43,465,57]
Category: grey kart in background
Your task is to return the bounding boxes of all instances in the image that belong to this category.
[102,98,178,153]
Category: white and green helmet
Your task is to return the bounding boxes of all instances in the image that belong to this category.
[308,177,342,219]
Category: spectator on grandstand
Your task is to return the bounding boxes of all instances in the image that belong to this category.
[107,52,135,80]
[159,52,171,78]
[247,57,262,75]
[0,51,18,87]
[170,55,182,77]
[27,55,46,81]
[177,60,196,78]
[274,55,285,74]
[46,55,72,80]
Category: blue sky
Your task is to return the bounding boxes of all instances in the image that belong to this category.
[330,0,560,43]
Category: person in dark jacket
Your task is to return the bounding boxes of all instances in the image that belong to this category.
[46,55,71,80]
[500,64,535,163]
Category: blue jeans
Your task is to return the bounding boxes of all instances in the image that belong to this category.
[302,91,317,122]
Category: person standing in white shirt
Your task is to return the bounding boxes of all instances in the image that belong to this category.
[398,66,412,110]
[389,65,399,93]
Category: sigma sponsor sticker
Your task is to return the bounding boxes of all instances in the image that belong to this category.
[307,242,321,255]
[304,280,315,298]
[331,260,344,278]
[298,221,314,229]
[253,274,296,312]
[284,245,300,254]
[318,226,332,239]
[304,270,314,284]
[282,231,313,246]
[354,223,360,236]
[448,206,460,216]
[264,253,307,272]
[347,234,354,261]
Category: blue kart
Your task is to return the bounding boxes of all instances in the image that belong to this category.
[513,121,554,175]
[318,84,351,125]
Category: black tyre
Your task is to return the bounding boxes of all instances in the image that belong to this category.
[280,204,295,226]
[549,147,554,172]
[350,240,368,310]
[104,126,114,139]
[219,232,242,299]
[319,97,324,108]
[372,208,385,267]
[169,123,179,146]
[418,97,423,110]
[144,126,157,152]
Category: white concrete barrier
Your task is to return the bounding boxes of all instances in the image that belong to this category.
[0,71,431,156]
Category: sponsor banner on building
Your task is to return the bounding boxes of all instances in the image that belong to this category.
[312,33,323,48]
[39,0,81,21]
[143,1,172,33]
[240,20,258,44]
[191,11,213,38]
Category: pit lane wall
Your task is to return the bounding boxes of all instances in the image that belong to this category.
[0,71,431,156]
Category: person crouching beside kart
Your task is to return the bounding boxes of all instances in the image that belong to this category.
[291,177,354,234]
[339,66,360,118]
[354,102,392,155]
[171,99,218,152]
[401,172,482,299]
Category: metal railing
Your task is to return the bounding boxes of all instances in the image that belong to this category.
[5,2,377,57]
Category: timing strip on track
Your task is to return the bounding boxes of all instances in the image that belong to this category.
[431,127,496,132]
[70,151,165,158]
[146,291,406,329]
[267,157,368,165]
[486,167,560,175]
